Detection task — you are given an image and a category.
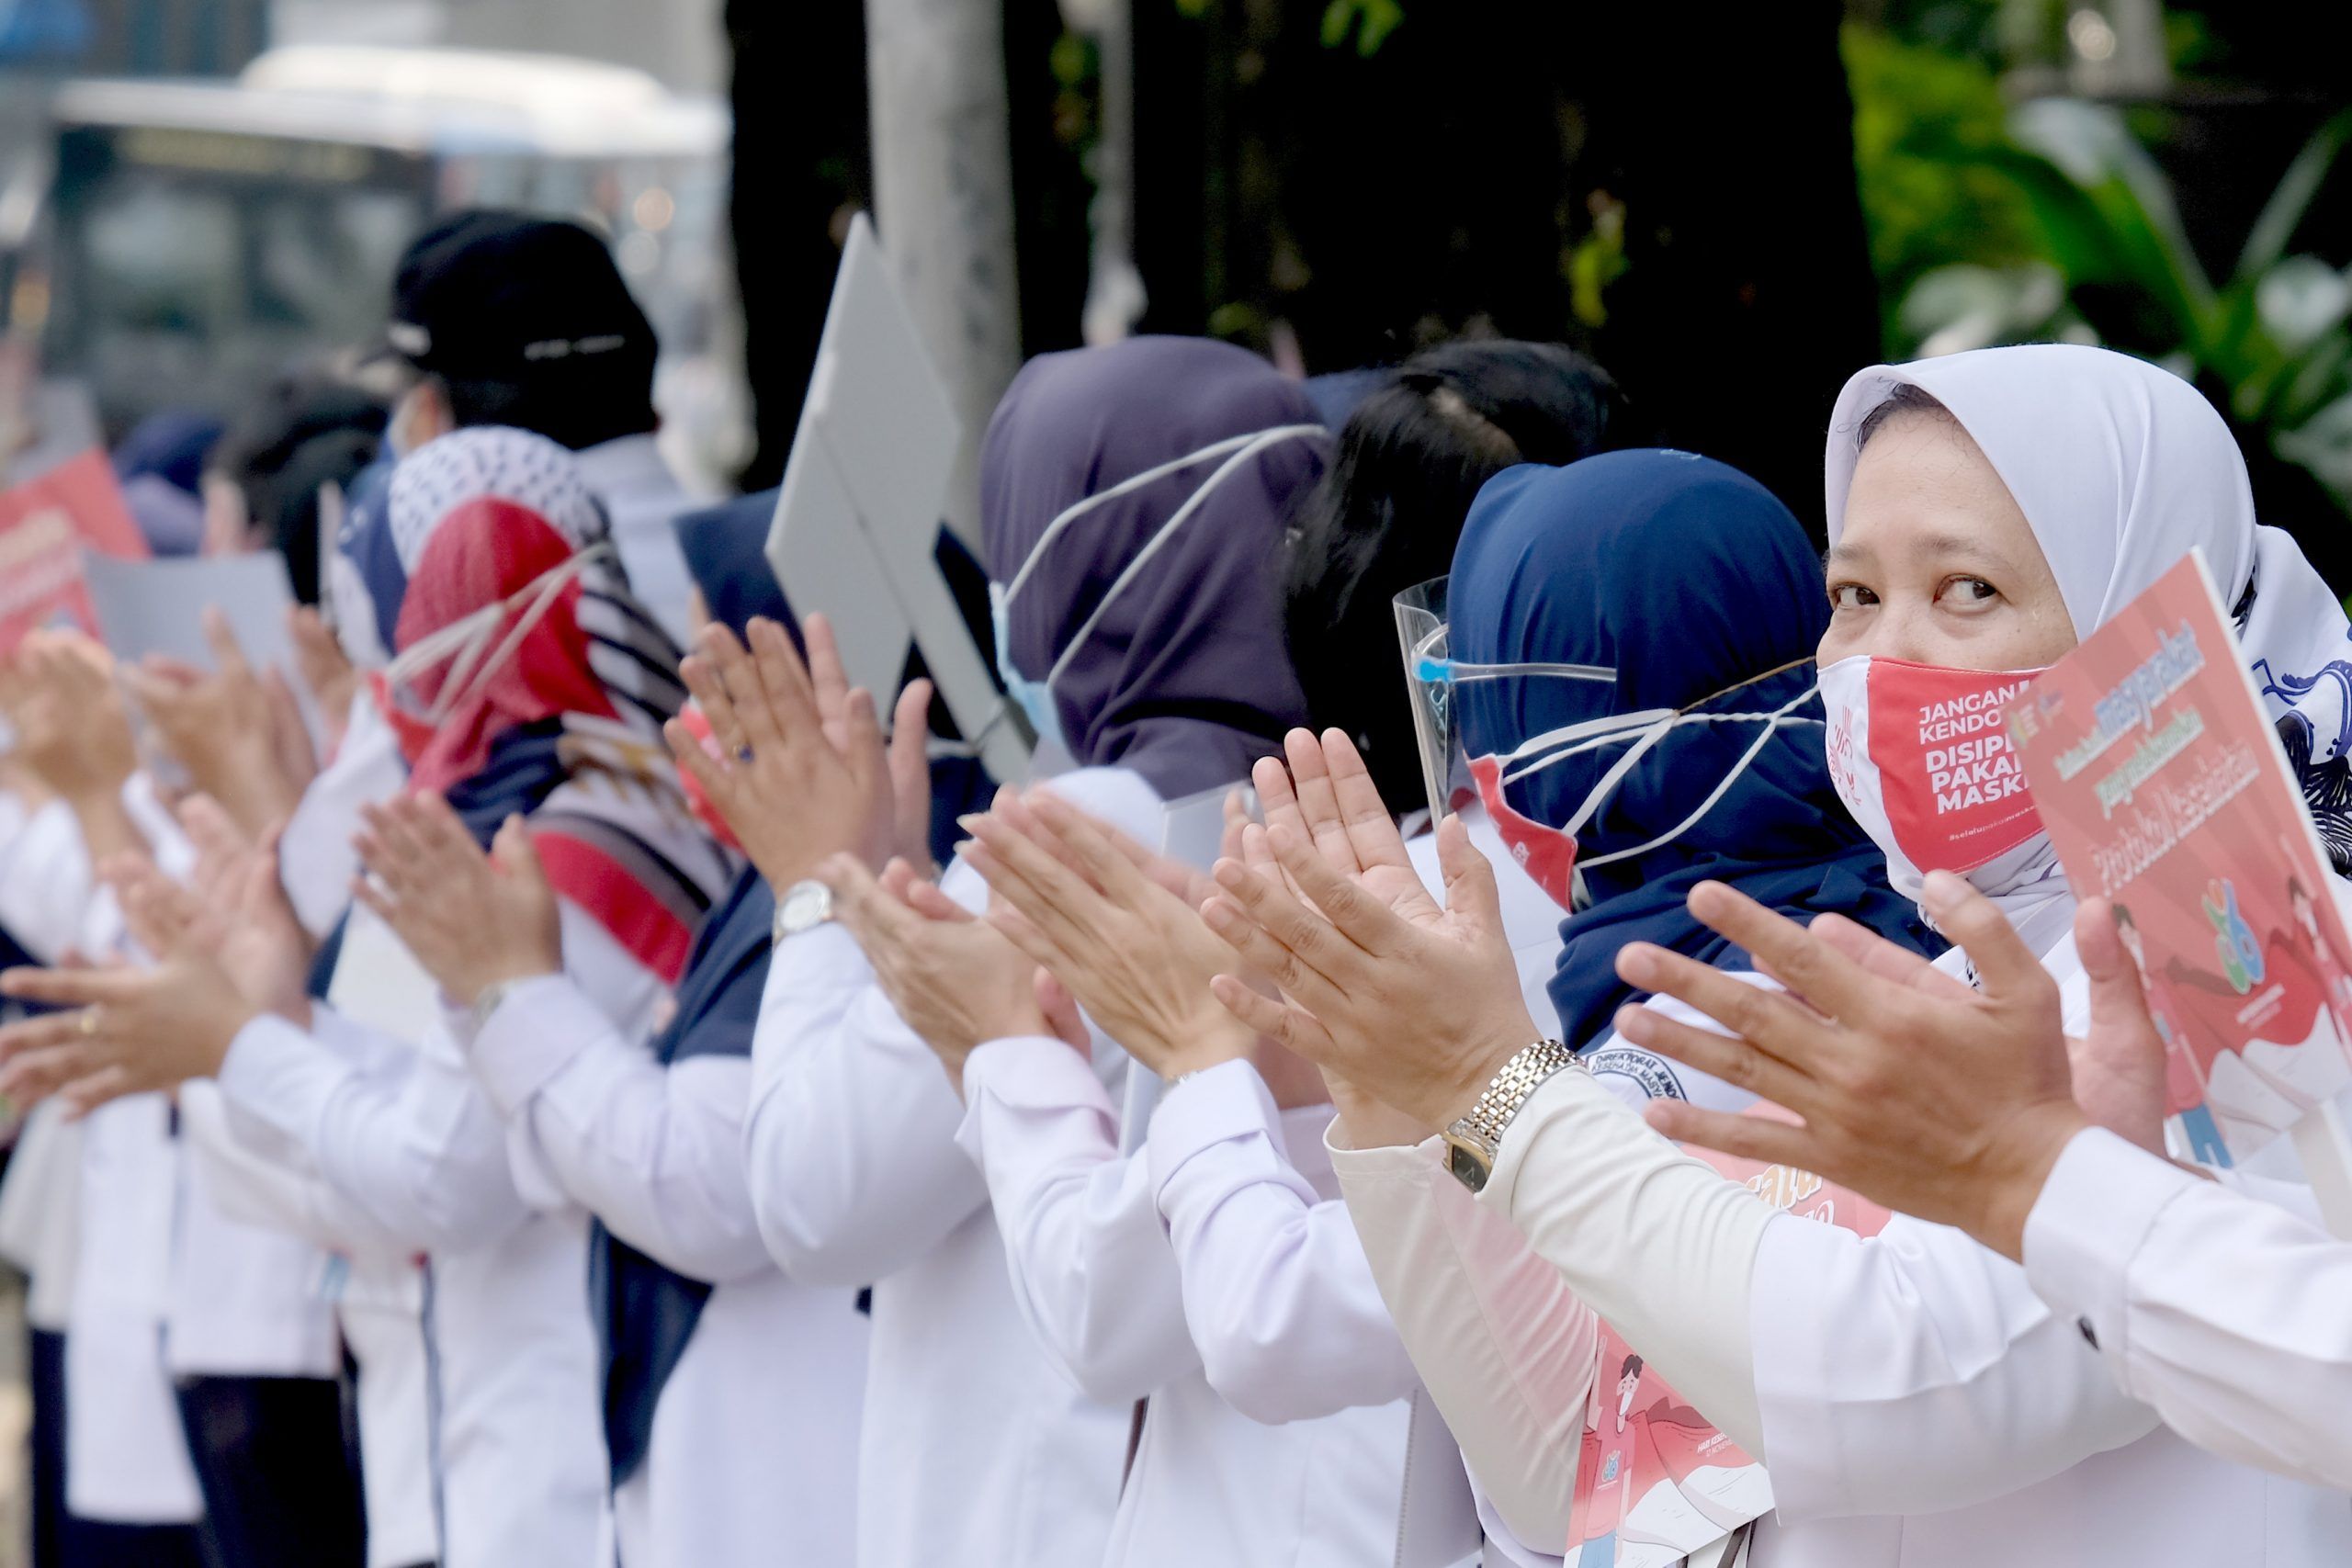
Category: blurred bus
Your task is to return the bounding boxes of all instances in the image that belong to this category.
[21,44,740,470]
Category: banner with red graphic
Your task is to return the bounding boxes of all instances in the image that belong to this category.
[1564,1115,1892,1565]
[2005,549,2352,1172]
[0,449,150,653]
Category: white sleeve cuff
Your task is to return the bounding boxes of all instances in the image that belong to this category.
[955,1035,1116,1166]
[1480,1063,1594,1216]
[466,975,605,1117]
[2022,1127,2201,1379]
[763,920,867,999]
[1147,1059,1283,1198]
[216,1012,346,1150]
[1327,1127,1450,1186]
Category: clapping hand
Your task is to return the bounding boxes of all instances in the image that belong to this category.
[961,787,1260,1083]
[165,795,316,1022]
[1608,873,2147,1261]
[288,604,359,755]
[663,615,932,888]
[353,794,561,1007]
[3,632,138,809]
[0,848,266,1115]
[121,607,314,835]
[1197,728,1539,1131]
[823,851,1075,1095]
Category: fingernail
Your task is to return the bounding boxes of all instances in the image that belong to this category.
[1212,860,1248,889]
[1920,869,1965,914]
[1201,901,1237,932]
[1613,1002,1652,1039]
[1617,946,1657,985]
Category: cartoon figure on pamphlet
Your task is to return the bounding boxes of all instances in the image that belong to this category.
[2114,901,2233,1168]
[2286,872,2352,1068]
[1560,1103,1890,1566]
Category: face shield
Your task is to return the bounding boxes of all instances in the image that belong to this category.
[1392,575,1616,823]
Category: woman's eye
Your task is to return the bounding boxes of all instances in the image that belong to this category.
[1828,583,1878,610]
[1940,576,1999,605]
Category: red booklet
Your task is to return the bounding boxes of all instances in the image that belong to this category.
[2005,549,2352,1169]
[1565,1114,1893,1565]
[1,448,150,652]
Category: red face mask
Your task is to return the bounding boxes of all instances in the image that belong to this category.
[673,703,742,853]
[1468,753,1579,910]
[1819,654,2044,880]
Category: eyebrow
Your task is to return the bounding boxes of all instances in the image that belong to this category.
[1826,531,2015,573]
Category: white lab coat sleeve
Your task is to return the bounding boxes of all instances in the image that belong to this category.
[2023,1126,2352,1491]
[0,798,94,961]
[447,903,673,1216]
[213,1009,530,1255]
[744,919,987,1286]
[956,1033,1199,1404]
[1331,1127,1593,1555]
[1747,1204,2156,1519]
[1483,1063,1773,1453]
[176,1078,416,1261]
[743,765,1171,1287]
[466,972,765,1284]
[1147,1061,1419,1422]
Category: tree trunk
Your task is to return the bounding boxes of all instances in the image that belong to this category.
[865,0,1023,540]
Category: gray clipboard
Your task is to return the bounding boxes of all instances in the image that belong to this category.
[765,214,1033,784]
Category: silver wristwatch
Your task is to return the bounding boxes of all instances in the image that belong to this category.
[1442,1039,1583,1193]
[771,879,836,945]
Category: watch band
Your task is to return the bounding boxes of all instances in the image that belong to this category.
[1442,1038,1582,1193]
[469,975,543,1033]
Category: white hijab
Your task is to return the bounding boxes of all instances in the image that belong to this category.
[1825,343,2352,955]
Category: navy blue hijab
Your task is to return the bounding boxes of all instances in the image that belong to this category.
[590,491,794,1486]
[981,337,1326,797]
[1448,450,1939,1049]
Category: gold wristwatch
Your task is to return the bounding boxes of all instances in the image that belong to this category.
[1442,1038,1582,1193]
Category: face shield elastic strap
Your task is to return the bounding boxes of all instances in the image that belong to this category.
[998,423,1325,693]
[1500,659,1821,872]
[381,541,613,727]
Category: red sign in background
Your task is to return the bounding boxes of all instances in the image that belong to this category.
[0,449,151,653]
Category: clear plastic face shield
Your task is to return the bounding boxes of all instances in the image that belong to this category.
[1393,575,1616,823]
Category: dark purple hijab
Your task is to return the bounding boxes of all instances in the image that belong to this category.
[981,336,1328,797]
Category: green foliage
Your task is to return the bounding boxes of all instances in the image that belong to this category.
[1319,0,1404,57]
[1843,25,2041,343]
[1566,193,1628,329]
[1860,26,2352,518]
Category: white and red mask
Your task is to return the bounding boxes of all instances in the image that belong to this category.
[1818,654,2055,908]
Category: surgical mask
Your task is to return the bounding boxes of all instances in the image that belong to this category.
[991,580,1067,757]
[1817,653,2048,898]
[989,423,1325,760]
[374,542,612,763]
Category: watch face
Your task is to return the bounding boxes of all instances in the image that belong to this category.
[1446,1139,1491,1194]
[781,881,831,932]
